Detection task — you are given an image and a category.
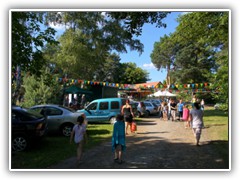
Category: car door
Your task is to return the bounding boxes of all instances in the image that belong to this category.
[33,106,63,132]
[45,107,64,131]
[84,102,99,121]
[144,102,153,114]
[96,101,110,121]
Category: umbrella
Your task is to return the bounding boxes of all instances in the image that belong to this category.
[149,90,176,97]
[65,85,93,94]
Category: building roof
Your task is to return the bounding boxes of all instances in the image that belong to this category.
[134,81,162,89]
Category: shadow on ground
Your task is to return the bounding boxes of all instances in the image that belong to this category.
[48,133,229,170]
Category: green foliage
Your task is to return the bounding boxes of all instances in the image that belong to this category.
[12,12,58,75]
[150,11,229,106]
[108,12,170,36]
[11,123,113,169]
[20,67,62,108]
[43,11,170,84]
[119,62,150,84]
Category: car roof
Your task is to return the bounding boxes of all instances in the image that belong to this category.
[91,98,126,102]
[12,106,28,110]
[31,104,61,108]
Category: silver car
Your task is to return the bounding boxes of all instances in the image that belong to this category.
[30,104,83,136]
[143,101,159,116]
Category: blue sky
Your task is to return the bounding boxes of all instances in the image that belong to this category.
[118,12,181,83]
[52,11,182,83]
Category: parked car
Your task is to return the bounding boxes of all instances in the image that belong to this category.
[77,98,127,124]
[11,106,48,151]
[131,101,148,118]
[30,104,83,137]
[143,101,159,116]
[146,99,162,106]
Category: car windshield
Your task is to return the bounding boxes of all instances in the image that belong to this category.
[16,108,44,121]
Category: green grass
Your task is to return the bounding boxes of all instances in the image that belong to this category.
[11,108,229,169]
[203,107,229,141]
[202,107,229,167]
[11,122,114,169]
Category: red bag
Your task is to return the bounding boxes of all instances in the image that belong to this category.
[131,121,137,132]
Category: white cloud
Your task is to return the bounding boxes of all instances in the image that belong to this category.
[142,63,157,69]
[49,22,69,31]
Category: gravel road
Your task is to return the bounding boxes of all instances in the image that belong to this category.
[48,116,229,170]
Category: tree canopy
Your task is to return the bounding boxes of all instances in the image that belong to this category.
[12,11,170,105]
[150,11,229,106]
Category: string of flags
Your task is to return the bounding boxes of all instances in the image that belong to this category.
[56,77,216,93]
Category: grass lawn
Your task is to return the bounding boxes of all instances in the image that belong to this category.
[11,107,229,169]
[11,123,114,169]
[202,106,229,167]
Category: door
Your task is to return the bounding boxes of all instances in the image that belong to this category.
[32,107,63,132]
[85,101,110,121]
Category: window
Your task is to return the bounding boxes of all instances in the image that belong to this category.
[99,102,109,110]
[87,102,98,110]
[144,102,151,107]
[111,101,119,109]
[45,107,63,116]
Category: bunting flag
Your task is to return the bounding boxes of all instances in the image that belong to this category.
[56,77,214,92]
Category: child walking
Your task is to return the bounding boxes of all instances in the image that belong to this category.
[162,102,168,121]
[70,115,87,165]
[189,102,204,146]
[112,114,126,164]
[182,104,190,128]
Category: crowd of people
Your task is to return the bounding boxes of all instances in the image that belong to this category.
[69,95,205,166]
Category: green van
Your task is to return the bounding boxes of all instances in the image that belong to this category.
[77,98,126,124]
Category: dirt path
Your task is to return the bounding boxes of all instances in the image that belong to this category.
[49,117,228,170]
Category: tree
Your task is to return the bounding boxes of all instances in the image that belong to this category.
[107,12,170,36]
[44,12,166,83]
[151,34,176,86]
[150,12,228,94]
[11,12,58,104]
[12,12,57,75]
[21,67,62,107]
[119,62,150,84]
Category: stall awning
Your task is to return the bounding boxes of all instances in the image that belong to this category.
[65,85,93,94]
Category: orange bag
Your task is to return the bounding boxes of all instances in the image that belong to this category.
[131,122,137,132]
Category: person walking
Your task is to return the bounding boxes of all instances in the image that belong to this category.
[70,115,88,165]
[170,99,177,121]
[112,114,126,164]
[162,102,168,121]
[121,99,134,135]
[189,102,204,146]
[182,104,190,128]
[158,102,164,120]
[177,99,184,121]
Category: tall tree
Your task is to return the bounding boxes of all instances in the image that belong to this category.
[12,12,57,75]
[11,11,58,104]
[151,12,228,83]
[119,62,150,84]
[150,11,229,108]
[44,12,171,82]
[150,34,176,86]
[107,12,170,36]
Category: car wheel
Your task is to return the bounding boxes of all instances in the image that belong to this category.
[110,116,116,124]
[12,135,28,152]
[61,124,73,137]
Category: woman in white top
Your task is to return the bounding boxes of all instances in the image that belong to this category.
[189,102,204,146]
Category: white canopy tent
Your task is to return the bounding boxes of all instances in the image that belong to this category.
[148,90,177,97]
